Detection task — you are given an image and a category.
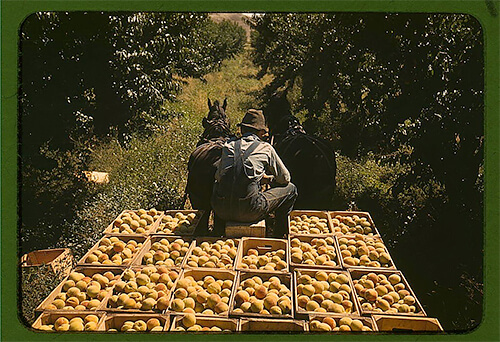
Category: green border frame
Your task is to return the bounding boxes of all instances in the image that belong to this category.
[2,1,499,341]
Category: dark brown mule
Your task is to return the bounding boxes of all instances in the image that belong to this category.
[264,94,337,210]
[186,98,234,236]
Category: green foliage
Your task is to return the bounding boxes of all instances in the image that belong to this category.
[20,13,246,252]
[252,13,483,330]
[251,13,483,206]
[20,266,66,326]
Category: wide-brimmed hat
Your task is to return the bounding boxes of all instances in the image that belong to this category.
[238,109,268,132]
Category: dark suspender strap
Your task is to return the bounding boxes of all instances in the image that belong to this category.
[234,139,260,179]
[242,140,261,161]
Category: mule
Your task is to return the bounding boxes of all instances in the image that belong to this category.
[186,98,234,236]
[264,94,337,210]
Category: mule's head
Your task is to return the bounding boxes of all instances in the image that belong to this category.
[263,93,292,136]
[199,98,232,145]
[263,93,305,145]
[205,98,228,123]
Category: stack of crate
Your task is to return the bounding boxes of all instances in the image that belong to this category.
[31,208,443,332]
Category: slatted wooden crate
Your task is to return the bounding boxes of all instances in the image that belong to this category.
[103,209,163,235]
[32,311,106,331]
[77,235,146,267]
[35,266,125,315]
[98,313,171,332]
[328,211,380,237]
[336,234,397,271]
[21,248,73,277]
[239,318,307,332]
[229,271,294,319]
[170,314,239,332]
[288,235,342,270]
[235,237,288,273]
[293,268,359,318]
[307,314,377,332]
[153,210,204,236]
[288,210,334,236]
[131,235,195,268]
[349,269,426,317]
[168,268,237,318]
[372,315,443,332]
[103,266,182,314]
[183,237,241,270]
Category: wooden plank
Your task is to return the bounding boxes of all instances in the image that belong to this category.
[307,314,377,332]
[32,311,106,331]
[98,313,170,332]
[239,318,307,332]
[372,314,443,332]
[170,314,238,331]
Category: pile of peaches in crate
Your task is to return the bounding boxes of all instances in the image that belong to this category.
[32,208,443,333]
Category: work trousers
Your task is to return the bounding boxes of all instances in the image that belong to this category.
[212,182,298,238]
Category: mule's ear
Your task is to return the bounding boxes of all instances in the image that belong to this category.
[208,98,212,109]
[222,98,228,111]
[202,117,208,128]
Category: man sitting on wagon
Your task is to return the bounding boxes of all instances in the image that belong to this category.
[211,109,298,237]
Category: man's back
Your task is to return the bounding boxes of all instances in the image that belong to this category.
[210,109,298,236]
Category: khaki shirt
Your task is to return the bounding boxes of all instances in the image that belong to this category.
[215,133,291,185]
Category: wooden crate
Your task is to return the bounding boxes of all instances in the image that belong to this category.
[168,269,237,318]
[131,235,195,268]
[229,271,294,319]
[171,314,239,332]
[226,220,266,238]
[103,209,163,235]
[372,314,443,332]
[153,210,204,236]
[336,234,397,271]
[104,266,182,314]
[98,313,170,332]
[288,235,342,270]
[348,269,427,317]
[183,237,241,270]
[289,210,334,236]
[21,248,73,277]
[35,266,125,315]
[293,268,359,318]
[77,235,146,267]
[328,211,380,237]
[239,318,307,332]
[235,237,288,274]
[307,314,377,332]
[32,311,106,331]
